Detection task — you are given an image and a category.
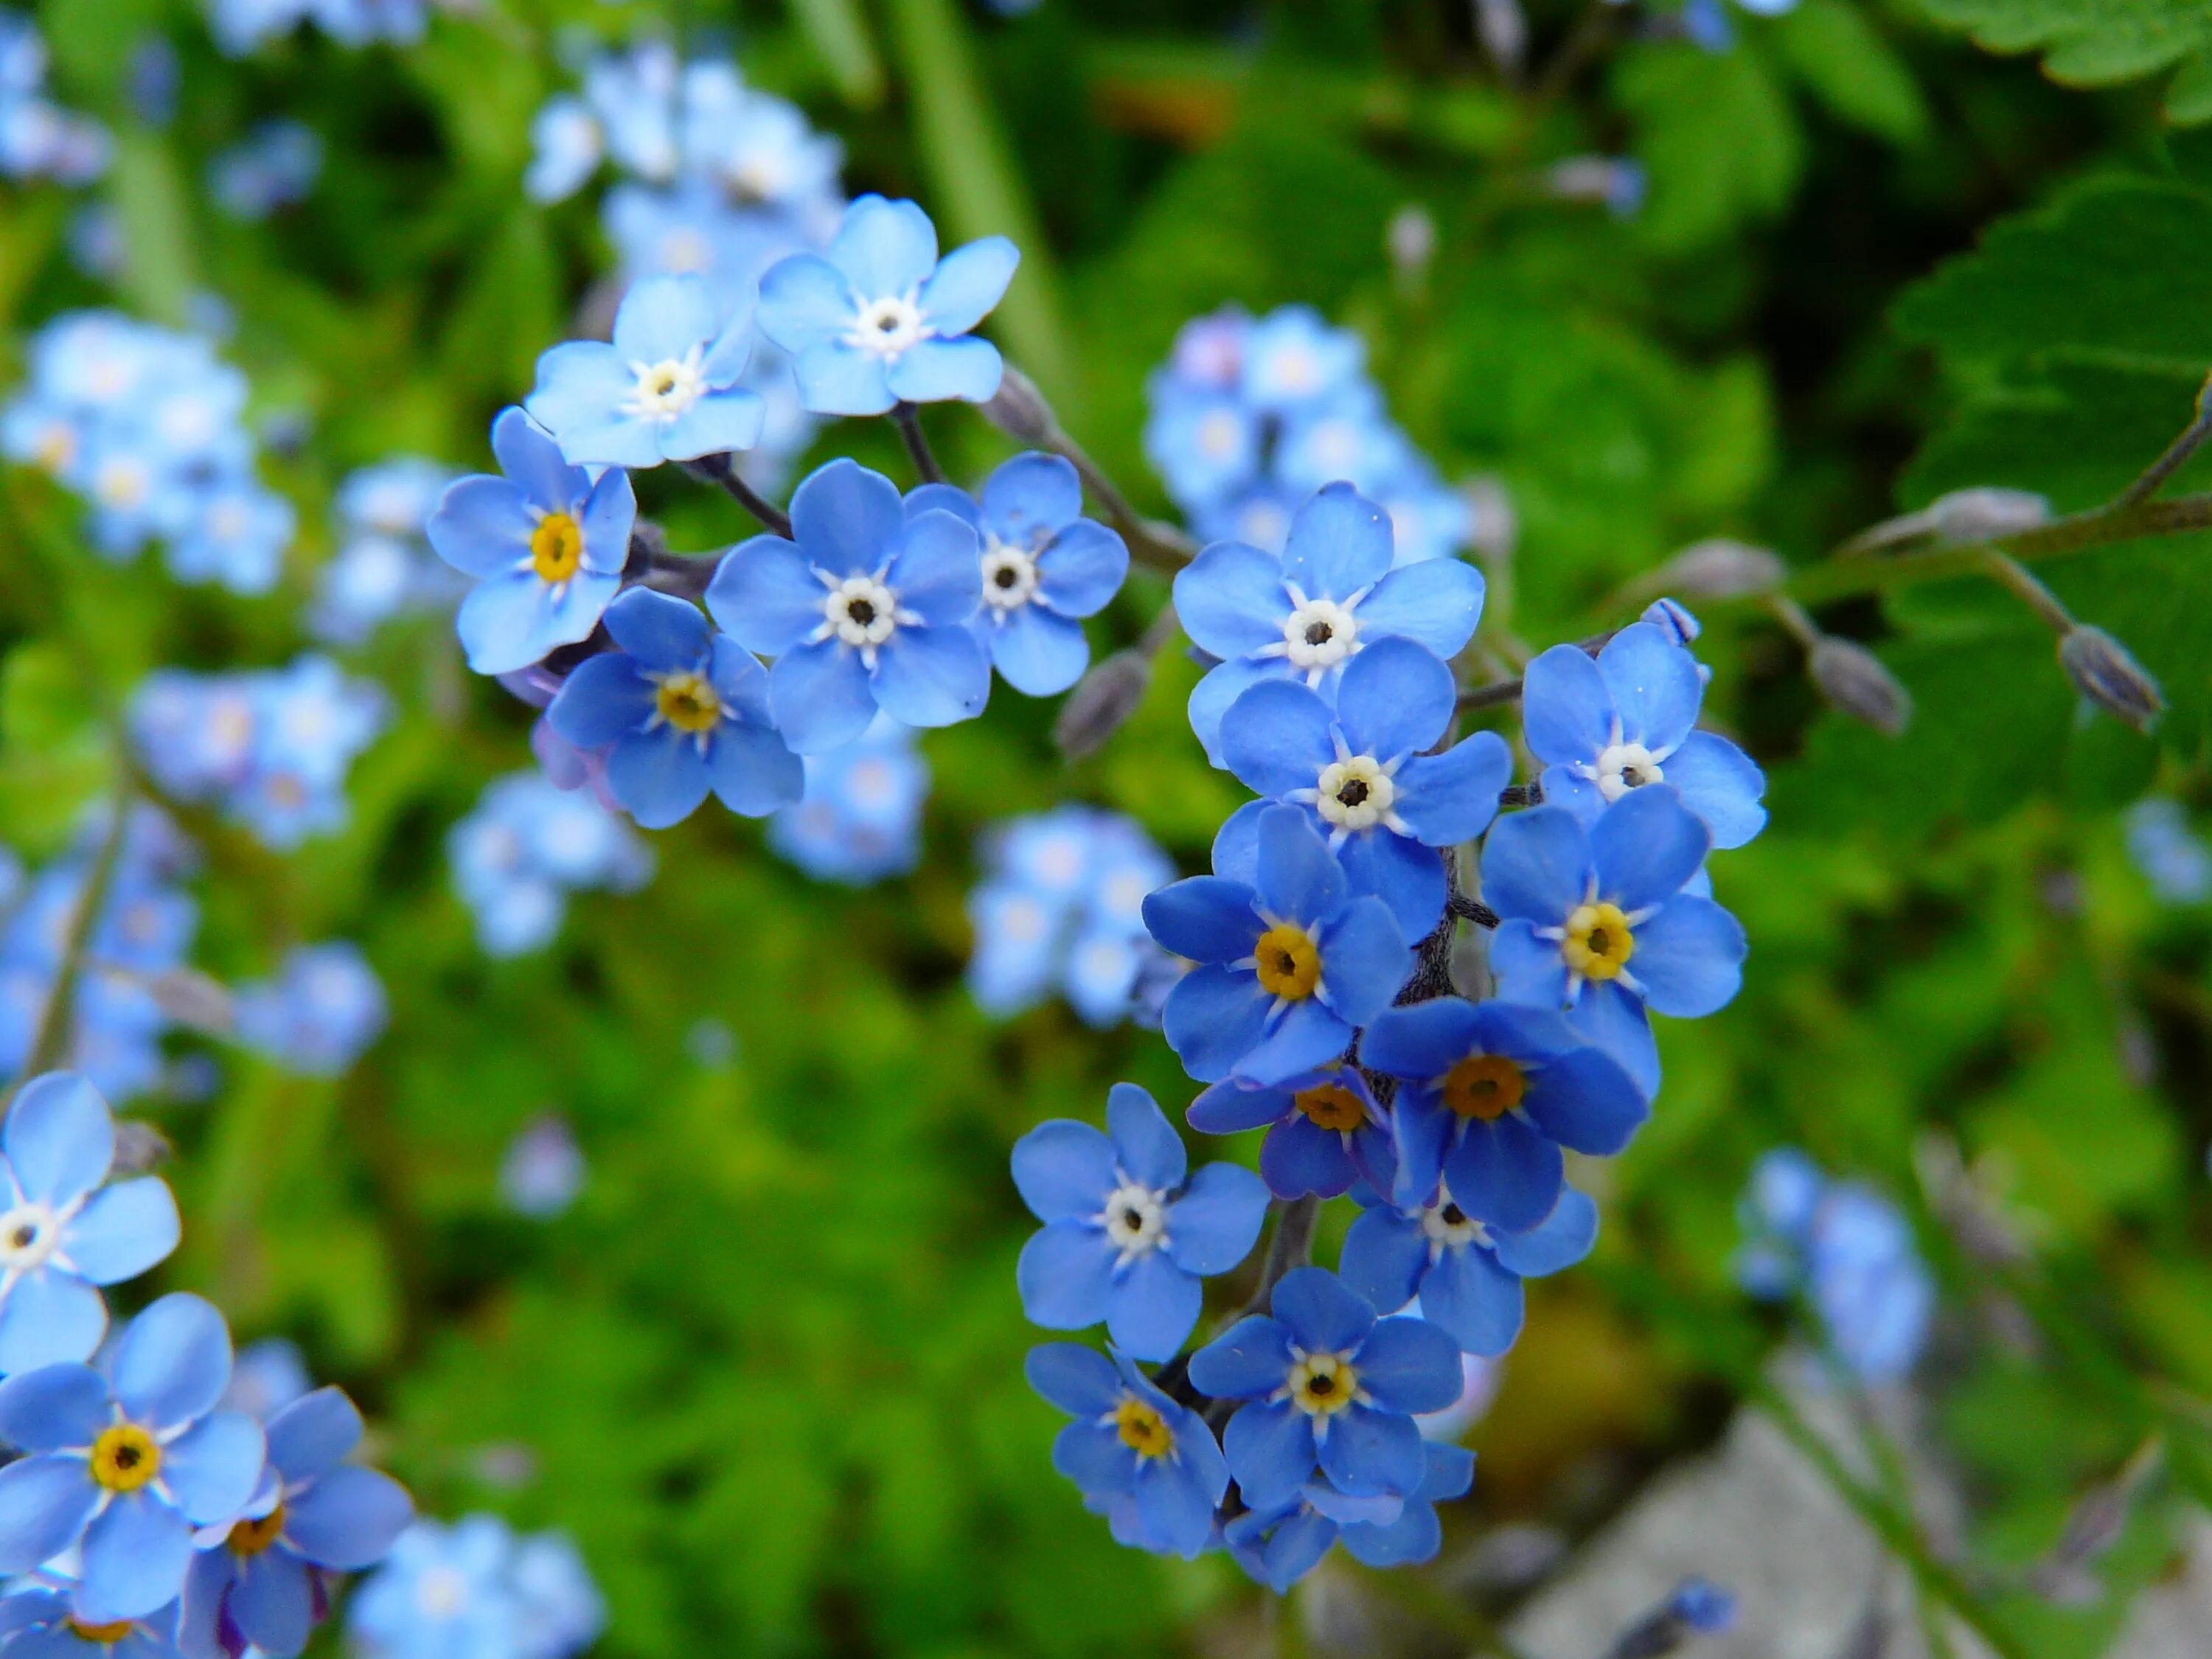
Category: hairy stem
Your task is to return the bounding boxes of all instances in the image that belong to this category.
[1978,548,2076,635]
[2114,382,2212,509]
[684,453,793,538]
[892,401,947,485]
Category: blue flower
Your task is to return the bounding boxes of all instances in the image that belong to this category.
[163,482,293,596]
[180,1388,412,1659]
[1522,620,1766,850]
[1360,997,1646,1231]
[967,809,1172,1026]
[755,195,1019,415]
[1023,1343,1228,1559]
[1338,1439,1475,1568]
[1272,383,1411,496]
[1187,1266,1461,1509]
[1186,1065,1391,1201]
[706,457,989,753]
[1215,636,1514,940]
[1482,787,1747,1095]
[425,408,635,677]
[448,773,653,959]
[524,95,601,204]
[1238,306,1363,414]
[1012,1084,1268,1361]
[525,274,765,468]
[1339,1178,1599,1354]
[546,588,801,829]
[0,1071,180,1376]
[0,1294,265,1621]
[232,943,388,1077]
[0,1579,182,1659]
[904,453,1130,697]
[1171,483,1485,764]
[766,717,929,886]
[1141,376,1258,509]
[1141,805,1411,1087]
[1225,1484,1394,1592]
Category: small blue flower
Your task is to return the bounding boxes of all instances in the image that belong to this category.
[1216,636,1514,940]
[1141,805,1411,1088]
[707,457,989,753]
[524,95,601,204]
[232,942,387,1077]
[1740,1156,1934,1386]
[1238,306,1363,414]
[1012,1084,1268,1361]
[163,482,293,596]
[1360,997,1646,1231]
[1371,462,1475,568]
[1172,482,1486,764]
[1273,383,1412,497]
[349,1515,602,1659]
[1669,1577,1738,1633]
[1225,1482,1397,1592]
[525,274,765,469]
[0,1294,265,1621]
[1023,1343,1228,1559]
[755,194,1019,415]
[0,1578,183,1659]
[1187,1266,1461,1509]
[1522,620,1766,849]
[425,408,635,677]
[1482,788,1747,1095]
[546,588,801,829]
[1338,1439,1475,1568]
[1186,1065,1391,1201]
[0,1071,180,1375]
[1141,376,1258,509]
[905,453,1130,697]
[767,717,930,886]
[967,809,1172,1026]
[2126,797,2211,904]
[179,1387,412,1659]
[1339,1177,1599,1354]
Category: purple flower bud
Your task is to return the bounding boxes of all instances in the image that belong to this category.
[1809,637,1913,736]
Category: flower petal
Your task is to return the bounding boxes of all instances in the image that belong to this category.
[4,1072,113,1207]
[1023,1343,1121,1416]
[1220,680,1335,801]
[869,625,990,729]
[767,640,877,754]
[1599,622,1702,752]
[1590,785,1709,914]
[1332,637,1453,762]
[0,1453,99,1573]
[1164,1161,1268,1273]
[1016,1220,1115,1330]
[281,1464,413,1571]
[1520,643,1613,765]
[1349,557,1484,660]
[1480,805,1589,926]
[1280,483,1393,599]
[918,236,1020,335]
[1010,1120,1115,1222]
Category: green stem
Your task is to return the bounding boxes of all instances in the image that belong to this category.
[10,782,132,1100]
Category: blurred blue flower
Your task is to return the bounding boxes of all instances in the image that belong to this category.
[768,717,930,886]
[312,457,463,645]
[223,1339,311,1421]
[1012,1083,1268,1360]
[349,1517,603,1659]
[1142,378,1259,509]
[524,94,602,204]
[233,942,388,1077]
[448,773,653,959]
[208,119,321,221]
[1186,1065,1391,1201]
[499,1116,587,1220]
[163,481,293,596]
[2126,797,2211,903]
[1239,306,1363,414]
[1024,1343,1228,1559]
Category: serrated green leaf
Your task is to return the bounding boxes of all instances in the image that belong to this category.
[1916,0,2212,122]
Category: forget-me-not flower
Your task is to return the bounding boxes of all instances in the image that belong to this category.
[767,717,929,886]
[706,457,989,753]
[1337,1439,1476,1568]
[1024,1343,1228,1559]
[905,452,1130,696]
[0,1575,184,1659]
[547,588,802,828]
[1171,482,1485,763]
[425,408,635,677]
[1225,1481,1399,1592]
[1483,787,1747,1095]
[1141,805,1410,1087]
[525,274,765,468]
[755,194,1019,415]
[1215,636,1513,940]
[1012,1084,1268,1361]
[232,943,388,1078]
[1186,1065,1391,1201]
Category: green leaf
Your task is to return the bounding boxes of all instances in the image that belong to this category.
[1773,0,1932,145]
[1615,43,1804,253]
[1915,0,2212,123]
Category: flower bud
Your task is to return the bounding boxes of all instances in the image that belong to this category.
[1927,487,2050,544]
[1641,597,1700,647]
[2059,626,2163,731]
[1054,646,1152,760]
[980,364,1059,448]
[110,1120,173,1176]
[141,967,236,1035]
[1464,476,1517,559]
[1809,637,1913,736]
[1653,538,1785,599]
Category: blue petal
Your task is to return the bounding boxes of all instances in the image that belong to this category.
[1107,1251,1201,1362]
[1442,1115,1562,1233]
[768,640,877,754]
[1524,1046,1648,1155]
[790,457,905,577]
[1335,830,1444,944]
[1052,1420,1136,1496]
[0,1271,105,1373]
[980,451,1079,532]
[1172,540,1290,661]
[988,606,1089,696]
[1220,681,1335,801]
[1010,1120,1115,1221]
[1161,964,1275,1083]
[0,1453,99,1573]
[886,337,1004,404]
[1132,1452,1219,1559]
[0,1363,107,1450]
[1188,656,1287,767]
[904,482,981,529]
[1016,1220,1115,1330]
[4,1072,112,1206]
[1420,1245,1524,1356]
[1349,558,1484,660]
[1389,1096,1452,1208]
[1332,637,1453,761]
[1627,897,1746,1018]
[1417,1439,1477,1502]
[611,274,717,366]
[1394,731,1513,846]
[1663,731,1767,851]
[706,723,804,817]
[754,253,852,354]
[606,729,712,830]
[602,585,709,669]
[229,1549,313,1655]
[1494,1186,1599,1277]
[263,1387,360,1482]
[1025,1343,1122,1416]
[1258,1115,1357,1200]
[1245,1504,1337,1590]
[1590,786,1708,914]
[546,653,653,751]
[1316,1402,1424,1498]
[1106,1084,1186,1190]
[424,476,532,577]
[1253,807,1346,925]
[487,406,575,512]
[919,235,1020,334]
[77,1491,192,1621]
[1143,877,1262,964]
[1164,1161,1269,1273]
[1338,1208,1427,1316]
[1189,1315,1294,1399]
[1599,622,1702,753]
[870,625,990,728]
[455,569,617,676]
[1315,896,1411,1027]
[830,195,939,296]
[1034,521,1128,619]
[1360,998,1481,1083]
[1520,644,1613,765]
[1187,1079,1290,1135]
[1568,981,1659,1096]
[111,1293,231,1431]
[1222,1400,1317,1511]
[1480,806,1590,925]
[1340,1497,1442,1568]
[63,1175,178,1286]
[1351,1314,1464,1412]
[1235,999,1355,1088]
[1488,918,1570,1008]
[280,1464,412,1571]
[705,535,825,655]
[887,507,984,627]
[1270,1267,1374,1353]
[658,389,767,462]
[1210,799,1269,887]
[158,1410,263,1523]
[1280,484,1393,600]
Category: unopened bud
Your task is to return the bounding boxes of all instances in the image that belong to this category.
[1809,637,1913,736]
[1641,597,1701,647]
[1547,156,1645,218]
[111,1120,173,1175]
[1386,205,1436,278]
[980,364,1059,448]
[2059,626,2163,731]
[1464,476,1517,559]
[136,967,235,1035]
[1927,487,2050,544]
[1653,538,1785,599]
[1054,647,1152,760]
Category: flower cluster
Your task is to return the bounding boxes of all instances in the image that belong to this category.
[448,773,653,959]
[1144,304,1493,568]
[2,313,294,594]
[967,807,1174,1027]
[131,658,389,849]
[310,457,465,646]
[1736,1149,1933,1386]
[208,0,430,55]
[233,942,389,1077]
[349,1516,604,1659]
[0,1071,414,1649]
[765,717,929,887]
[0,11,108,185]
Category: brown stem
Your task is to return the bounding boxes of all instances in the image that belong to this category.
[891,402,947,485]
[10,785,133,1101]
[682,453,793,538]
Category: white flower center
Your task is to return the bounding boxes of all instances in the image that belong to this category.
[847,759,894,808]
[624,346,706,420]
[1272,346,1320,397]
[207,500,251,542]
[1315,756,1396,831]
[1282,597,1359,673]
[1419,1189,1491,1253]
[414,1565,470,1621]
[1000,895,1051,943]
[659,229,713,275]
[96,459,148,510]
[0,1203,60,1271]
[846,292,929,358]
[1197,409,1242,459]
[822,575,899,647]
[979,538,1040,613]
[1099,1181,1166,1258]
[1594,740,1663,803]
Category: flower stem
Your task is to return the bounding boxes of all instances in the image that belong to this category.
[891,401,948,485]
[10,782,132,1103]
[684,452,793,538]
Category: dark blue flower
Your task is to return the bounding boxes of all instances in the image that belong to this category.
[1142,806,1410,1087]
[1012,1085,1268,1361]
[1482,787,1747,1095]
[1171,483,1485,763]
[706,458,989,753]
[1023,1343,1227,1559]
[1186,1266,1461,1510]
[1360,997,1646,1231]
[1215,636,1513,939]
[1338,1439,1475,1568]
[905,452,1129,696]
[546,588,801,829]
[1224,1481,1395,1592]
[1522,621,1766,850]
[1186,1065,1391,1201]
[1339,1178,1599,1354]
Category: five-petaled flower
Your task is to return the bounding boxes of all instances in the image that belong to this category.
[1186,1065,1392,1201]
[1024,1343,1228,1559]
[1011,1084,1268,1361]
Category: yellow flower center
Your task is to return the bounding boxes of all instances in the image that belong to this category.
[90,1424,161,1492]
[68,1621,136,1646]
[1288,1352,1357,1417]
[654,672,723,734]
[530,512,583,583]
[1293,1082,1367,1133]
[229,1504,286,1557]
[1441,1054,1526,1121]
[1562,901,1635,981]
[1114,1397,1174,1459]
[1253,923,1321,1001]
